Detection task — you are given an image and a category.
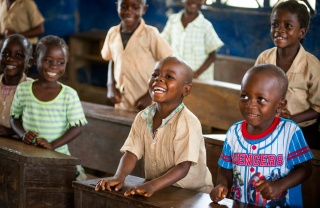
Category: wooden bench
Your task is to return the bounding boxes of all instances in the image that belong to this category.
[214,54,255,85]
[204,134,320,208]
[72,175,262,208]
[184,79,242,131]
[0,137,79,208]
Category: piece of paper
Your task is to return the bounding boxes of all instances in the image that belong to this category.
[217,198,234,208]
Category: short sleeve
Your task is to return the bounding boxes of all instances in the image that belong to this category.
[101,29,113,61]
[66,89,87,126]
[218,137,233,169]
[120,114,145,160]
[204,23,224,54]
[26,1,45,28]
[10,84,25,119]
[287,127,314,169]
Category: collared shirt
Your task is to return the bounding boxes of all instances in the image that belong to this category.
[121,104,213,193]
[101,19,173,111]
[161,10,224,80]
[141,102,184,136]
[0,0,45,44]
[255,45,320,127]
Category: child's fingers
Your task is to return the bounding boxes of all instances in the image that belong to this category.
[255,179,265,187]
[124,188,134,196]
[95,179,106,191]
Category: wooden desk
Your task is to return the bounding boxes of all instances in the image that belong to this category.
[69,102,144,177]
[73,175,260,208]
[0,137,80,208]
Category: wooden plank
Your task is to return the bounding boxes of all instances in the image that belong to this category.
[0,137,79,208]
[184,80,242,130]
[214,54,255,85]
[73,175,262,208]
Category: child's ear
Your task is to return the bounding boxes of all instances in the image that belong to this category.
[142,4,148,15]
[27,57,34,69]
[182,84,192,97]
[276,99,287,113]
[299,28,307,40]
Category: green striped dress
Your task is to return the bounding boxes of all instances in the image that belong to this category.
[10,81,87,155]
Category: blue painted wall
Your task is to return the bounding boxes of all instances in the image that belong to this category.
[35,0,320,59]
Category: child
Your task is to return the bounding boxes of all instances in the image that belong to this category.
[95,56,213,196]
[255,0,320,150]
[161,0,224,80]
[101,0,172,112]
[210,64,313,207]
[0,34,33,136]
[10,35,87,180]
[0,0,45,45]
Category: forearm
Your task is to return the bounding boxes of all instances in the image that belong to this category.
[10,117,26,139]
[216,167,233,190]
[20,24,44,38]
[51,126,81,149]
[291,108,319,123]
[107,60,116,87]
[195,51,216,76]
[147,161,191,192]
[114,151,138,180]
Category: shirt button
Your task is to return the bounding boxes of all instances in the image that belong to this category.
[153,162,156,166]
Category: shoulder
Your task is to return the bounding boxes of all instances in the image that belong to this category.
[60,83,79,97]
[256,47,276,60]
[142,22,161,34]
[23,0,38,8]
[178,106,202,127]
[167,11,183,22]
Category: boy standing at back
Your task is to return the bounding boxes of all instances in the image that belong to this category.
[161,0,224,80]
[95,56,213,196]
[101,0,172,112]
[210,64,313,207]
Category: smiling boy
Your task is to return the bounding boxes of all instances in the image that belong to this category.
[95,56,213,196]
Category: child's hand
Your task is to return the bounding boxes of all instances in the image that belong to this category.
[107,85,122,104]
[210,184,229,202]
[35,138,53,150]
[95,178,124,192]
[124,181,155,197]
[256,180,281,200]
[22,131,38,145]
[279,108,291,119]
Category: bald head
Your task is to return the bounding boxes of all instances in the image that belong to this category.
[243,64,288,99]
[157,56,194,84]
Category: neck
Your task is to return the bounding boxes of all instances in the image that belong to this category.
[3,74,22,86]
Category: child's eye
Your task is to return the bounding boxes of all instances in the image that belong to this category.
[240,95,248,100]
[285,23,293,29]
[258,97,266,102]
[165,75,174,79]
[15,53,25,59]
[271,22,278,28]
[1,52,9,57]
[57,61,65,66]
[151,73,158,78]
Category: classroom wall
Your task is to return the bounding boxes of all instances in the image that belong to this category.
[35,0,320,60]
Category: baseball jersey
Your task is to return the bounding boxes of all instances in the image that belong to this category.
[218,116,313,207]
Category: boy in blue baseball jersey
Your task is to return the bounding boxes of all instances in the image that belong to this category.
[210,64,313,207]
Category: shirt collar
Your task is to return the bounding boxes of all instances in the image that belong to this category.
[141,102,185,133]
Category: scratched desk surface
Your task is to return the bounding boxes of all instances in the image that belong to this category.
[73,175,263,208]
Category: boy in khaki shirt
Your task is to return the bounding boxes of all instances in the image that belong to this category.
[95,56,213,196]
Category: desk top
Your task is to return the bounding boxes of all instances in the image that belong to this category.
[0,136,79,165]
[73,175,262,208]
[81,101,136,126]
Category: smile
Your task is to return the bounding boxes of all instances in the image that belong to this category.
[153,87,166,93]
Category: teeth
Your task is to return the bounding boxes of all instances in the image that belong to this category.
[154,87,166,92]
[6,65,16,70]
[275,36,285,40]
[47,72,57,76]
